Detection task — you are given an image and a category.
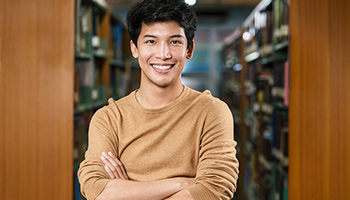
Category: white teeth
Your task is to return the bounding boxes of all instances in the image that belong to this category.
[152,65,172,70]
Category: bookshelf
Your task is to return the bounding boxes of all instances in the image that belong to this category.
[224,0,350,199]
[289,0,350,199]
[73,0,140,199]
[222,0,289,199]
[1,0,74,199]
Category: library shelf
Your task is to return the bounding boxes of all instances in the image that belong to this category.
[222,0,289,199]
[73,0,140,199]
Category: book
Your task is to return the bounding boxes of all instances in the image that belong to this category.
[283,61,289,105]
[111,24,124,60]
[74,68,80,108]
[76,60,94,87]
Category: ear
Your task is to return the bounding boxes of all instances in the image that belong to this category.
[186,40,195,59]
[130,40,139,58]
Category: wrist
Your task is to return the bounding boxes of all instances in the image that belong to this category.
[173,177,194,189]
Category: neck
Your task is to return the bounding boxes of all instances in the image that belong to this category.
[136,82,184,109]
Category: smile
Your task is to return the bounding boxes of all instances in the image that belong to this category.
[151,64,174,70]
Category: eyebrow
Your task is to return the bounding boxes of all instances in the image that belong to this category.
[143,34,185,39]
[170,34,185,39]
[143,34,157,38]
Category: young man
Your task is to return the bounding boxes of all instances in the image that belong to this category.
[78,0,239,199]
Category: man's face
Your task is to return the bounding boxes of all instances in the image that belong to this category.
[131,21,194,88]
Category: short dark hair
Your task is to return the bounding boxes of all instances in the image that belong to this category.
[126,0,197,48]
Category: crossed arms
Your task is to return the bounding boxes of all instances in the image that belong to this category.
[95,151,195,200]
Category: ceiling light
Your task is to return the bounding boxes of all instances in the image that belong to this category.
[242,31,251,41]
[185,0,196,6]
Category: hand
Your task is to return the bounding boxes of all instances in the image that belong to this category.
[100,151,129,180]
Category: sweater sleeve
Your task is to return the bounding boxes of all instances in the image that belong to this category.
[77,107,119,200]
[187,99,239,200]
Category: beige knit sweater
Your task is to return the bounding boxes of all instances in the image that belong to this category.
[78,86,239,200]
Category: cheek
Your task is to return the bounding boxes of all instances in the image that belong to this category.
[173,49,187,60]
[138,47,153,60]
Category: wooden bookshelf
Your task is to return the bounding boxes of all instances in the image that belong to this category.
[222,28,250,200]
[224,0,350,199]
[74,0,137,113]
[73,0,139,199]
[222,0,289,199]
[0,0,74,199]
[289,0,350,199]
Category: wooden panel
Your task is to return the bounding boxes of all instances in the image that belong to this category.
[237,30,248,200]
[289,0,350,199]
[0,0,74,199]
[99,8,112,96]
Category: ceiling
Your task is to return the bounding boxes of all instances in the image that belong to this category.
[106,0,260,10]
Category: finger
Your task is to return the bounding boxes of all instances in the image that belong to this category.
[102,152,124,179]
[100,154,120,178]
[104,164,116,179]
[108,152,129,180]
[104,152,125,179]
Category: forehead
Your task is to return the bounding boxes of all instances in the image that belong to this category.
[139,21,186,37]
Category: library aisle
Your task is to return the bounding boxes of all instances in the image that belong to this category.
[222,0,289,199]
[1,0,349,200]
[221,0,350,199]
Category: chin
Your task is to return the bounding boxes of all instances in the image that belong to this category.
[154,82,172,88]
[151,78,176,88]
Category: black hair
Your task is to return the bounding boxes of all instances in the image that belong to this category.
[126,0,197,48]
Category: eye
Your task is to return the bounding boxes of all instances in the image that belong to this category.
[146,40,156,44]
[171,40,182,44]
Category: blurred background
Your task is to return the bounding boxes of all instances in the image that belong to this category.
[107,0,260,97]
[1,0,349,200]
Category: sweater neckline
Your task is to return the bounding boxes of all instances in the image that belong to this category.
[131,85,189,113]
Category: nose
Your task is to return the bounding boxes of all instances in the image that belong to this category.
[155,42,172,60]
